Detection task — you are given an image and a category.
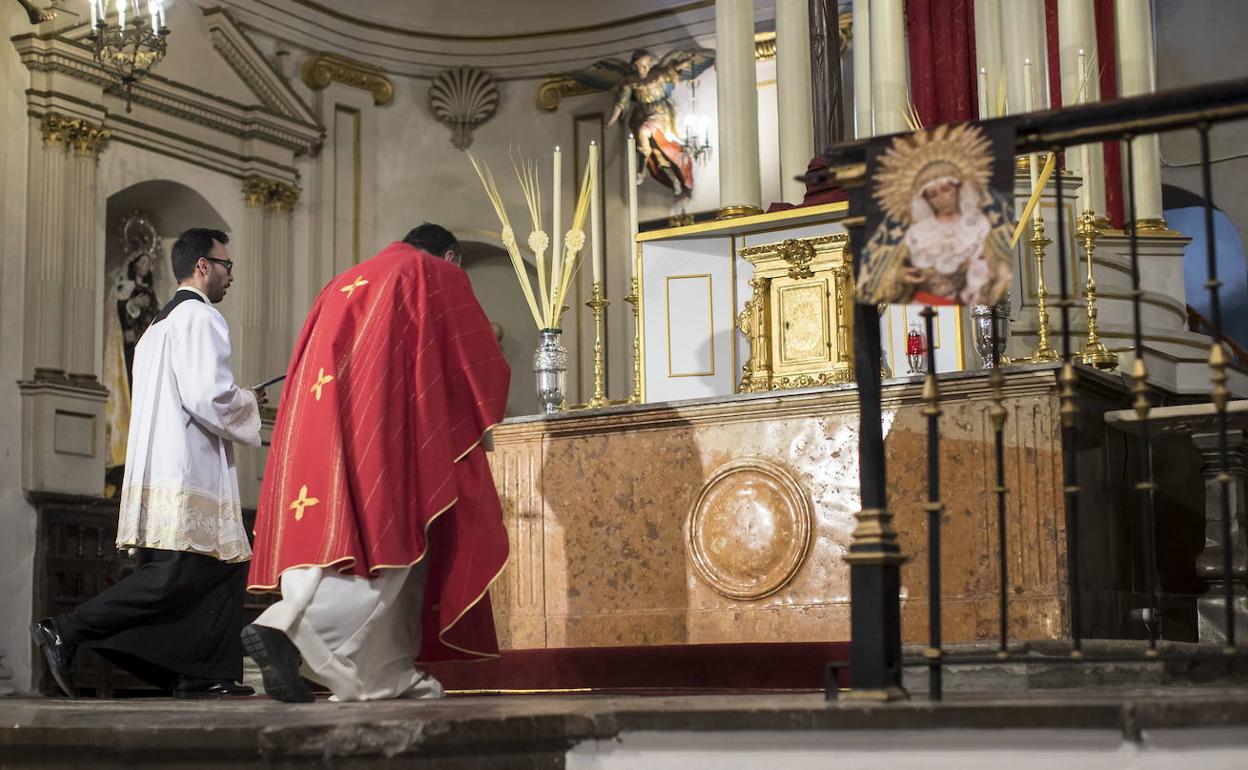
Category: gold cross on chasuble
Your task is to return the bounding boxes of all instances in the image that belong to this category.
[310,367,334,401]
[340,276,369,298]
[289,484,320,521]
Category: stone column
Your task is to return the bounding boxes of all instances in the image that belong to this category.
[63,121,109,379]
[1194,430,1248,645]
[1001,0,1049,115]
[852,0,872,138]
[264,183,299,374]
[1058,0,1107,218]
[24,114,70,376]
[236,177,269,389]
[776,0,815,204]
[1115,0,1166,230]
[715,0,762,216]
[868,0,908,134]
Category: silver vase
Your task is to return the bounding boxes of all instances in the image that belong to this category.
[532,328,568,415]
[971,297,1010,368]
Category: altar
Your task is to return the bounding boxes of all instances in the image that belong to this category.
[485,363,1150,678]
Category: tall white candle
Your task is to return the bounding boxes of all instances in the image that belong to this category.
[1077,49,1092,213]
[157,0,165,29]
[590,142,602,285]
[551,146,563,322]
[1024,59,1041,224]
[626,133,639,281]
[150,1,158,33]
[978,67,989,119]
[116,0,125,28]
[90,0,97,27]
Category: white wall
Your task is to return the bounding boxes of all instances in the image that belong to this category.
[0,4,34,692]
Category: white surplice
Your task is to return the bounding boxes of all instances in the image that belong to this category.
[117,288,261,563]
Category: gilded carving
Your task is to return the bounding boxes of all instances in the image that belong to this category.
[301,52,395,106]
[737,233,853,392]
[686,459,813,600]
[536,75,597,111]
[243,175,301,210]
[39,112,110,155]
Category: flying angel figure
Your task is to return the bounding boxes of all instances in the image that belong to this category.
[568,48,714,197]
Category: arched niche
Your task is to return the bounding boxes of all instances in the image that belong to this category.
[100,180,233,494]
[459,240,542,417]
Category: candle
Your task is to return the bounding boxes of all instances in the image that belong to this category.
[551,146,563,317]
[1077,49,1091,213]
[590,142,602,285]
[1024,58,1041,222]
[116,0,125,28]
[90,0,97,27]
[978,67,989,119]
[149,1,158,33]
[626,133,639,281]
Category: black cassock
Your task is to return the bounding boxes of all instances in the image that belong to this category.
[56,549,248,687]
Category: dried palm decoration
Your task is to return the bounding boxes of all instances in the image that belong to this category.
[468,144,598,330]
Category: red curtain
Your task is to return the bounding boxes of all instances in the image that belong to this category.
[907,0,979,125]
[1045,0,1063,107]
[1094,0,1126,228]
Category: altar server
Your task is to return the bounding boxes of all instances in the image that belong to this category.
[31,228,264,698]
[244,224,510,703]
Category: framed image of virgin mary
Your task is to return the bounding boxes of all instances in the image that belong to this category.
[856,123,1015,307]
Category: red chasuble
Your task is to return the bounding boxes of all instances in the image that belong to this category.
[247,242,511,661]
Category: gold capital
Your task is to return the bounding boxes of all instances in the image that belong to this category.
[301,52,394,106]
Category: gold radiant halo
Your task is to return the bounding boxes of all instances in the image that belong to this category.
[873,123,994,225]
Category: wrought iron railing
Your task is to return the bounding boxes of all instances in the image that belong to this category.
[806,77,1248,701]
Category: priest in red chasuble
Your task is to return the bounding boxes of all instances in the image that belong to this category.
[244,224,510,702]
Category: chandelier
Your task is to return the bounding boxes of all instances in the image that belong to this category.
[680,80,713,166]
[88,1,169,113]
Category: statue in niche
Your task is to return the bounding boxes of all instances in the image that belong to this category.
[16,1,56,25]
[103,212,162,496]
[567,48,714,197]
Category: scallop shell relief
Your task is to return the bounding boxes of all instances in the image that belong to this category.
[429,67,499,150]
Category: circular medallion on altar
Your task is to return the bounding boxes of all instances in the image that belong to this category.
[686,459,812,600]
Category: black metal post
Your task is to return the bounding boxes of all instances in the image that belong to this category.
[921,306,942,700]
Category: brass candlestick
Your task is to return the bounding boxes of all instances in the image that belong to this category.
[586,281,609,409]
[624,276,642,404]
[1025,213,1060,363]
[1076,210,1118,369]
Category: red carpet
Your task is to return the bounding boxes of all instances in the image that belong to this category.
[425,642,851,694]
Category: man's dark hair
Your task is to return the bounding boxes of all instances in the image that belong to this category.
[171,228,229,282]
[402,223,460,262]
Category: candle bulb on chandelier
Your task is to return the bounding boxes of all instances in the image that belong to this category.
[150,1,158,33]
[90,0,97,27]
[116,0,125,28]
[590,142,602,285]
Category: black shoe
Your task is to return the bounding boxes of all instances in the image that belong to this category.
[172,678,256,699]
[30,618,79,698]
[240,624,314,703]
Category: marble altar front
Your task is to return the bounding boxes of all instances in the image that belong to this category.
[488,364,1139,653]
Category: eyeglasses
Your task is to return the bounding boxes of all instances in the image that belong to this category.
[203,257,234,274]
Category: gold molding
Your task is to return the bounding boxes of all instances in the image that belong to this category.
[754,31,777,61]
[289,0,714,42]
[537,75,599,111]
[716,204,765,220]
[301,52,395,106]
[638,201,849,242]
[665,273,715,378]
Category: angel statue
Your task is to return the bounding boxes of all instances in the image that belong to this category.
[568,48,714,196]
